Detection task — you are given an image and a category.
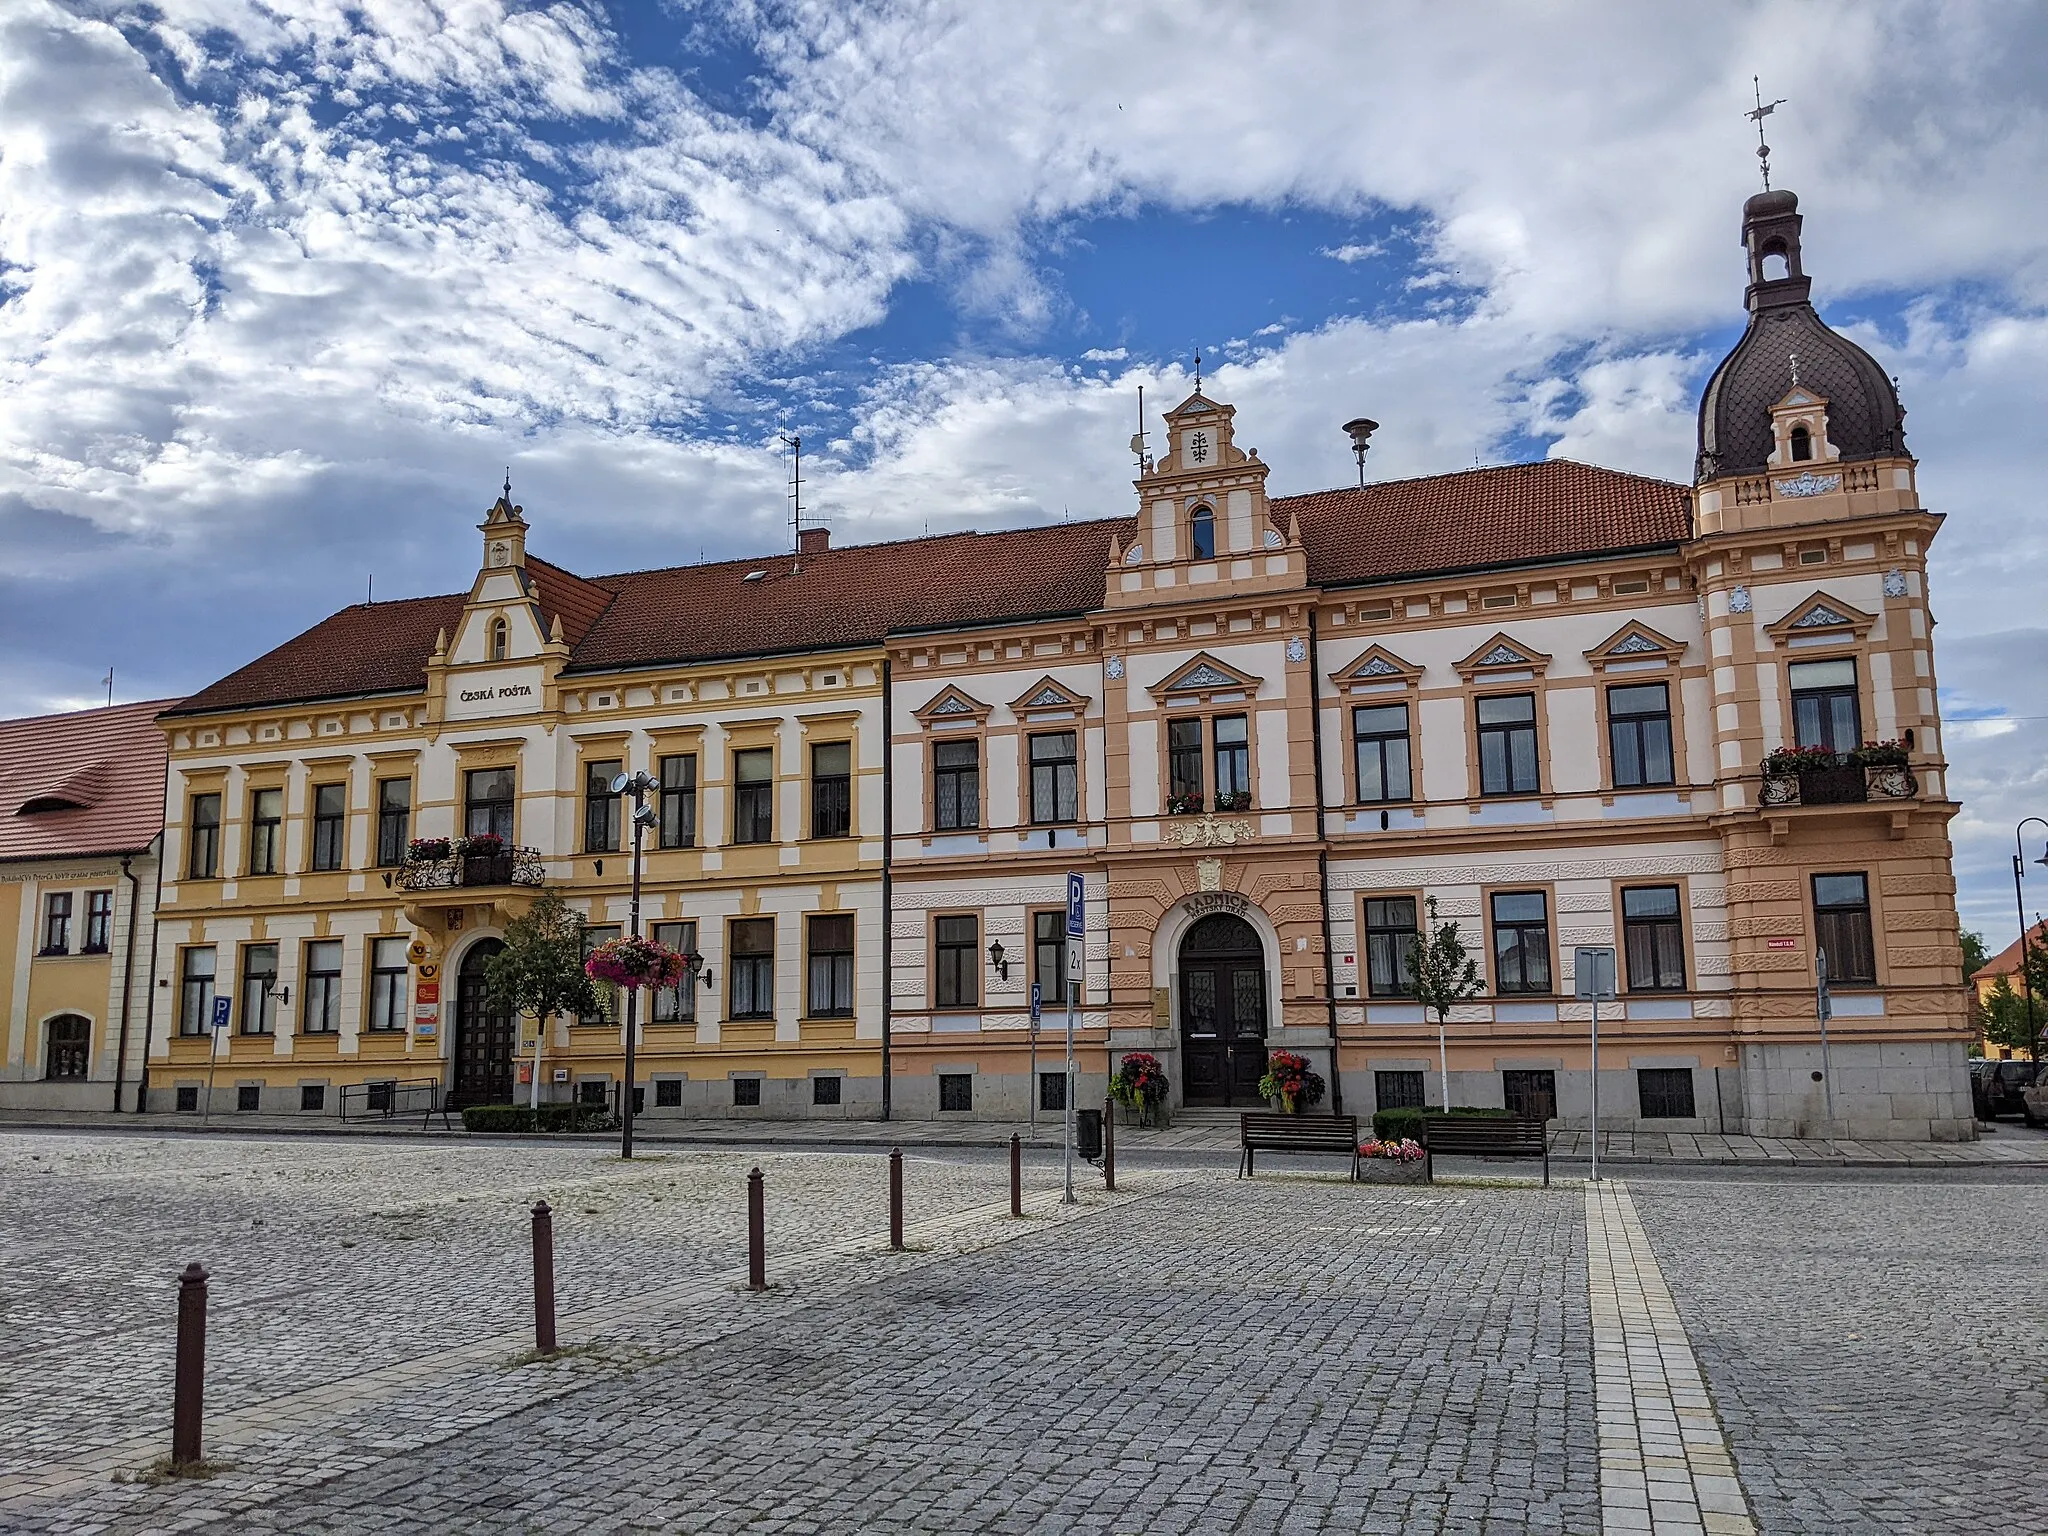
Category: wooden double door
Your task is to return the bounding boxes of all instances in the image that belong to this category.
[452,939,514,1108]
[1178,915,1268,1106]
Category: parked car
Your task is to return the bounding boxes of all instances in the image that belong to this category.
[2022,1070,2048,1129]
[1971,1059,2040,1121]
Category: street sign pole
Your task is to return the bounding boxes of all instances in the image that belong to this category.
[1816,948,1835,1124]
[1574,947,1618,1184]
[202,994,231,1125]
[1064,873,1084,1206]
[1028,982,1042,1135]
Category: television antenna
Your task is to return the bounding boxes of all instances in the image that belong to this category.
[782,434,802,556]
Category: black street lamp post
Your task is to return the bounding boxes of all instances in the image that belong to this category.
[612,770,660,1159]
[2012,818,2048,1062]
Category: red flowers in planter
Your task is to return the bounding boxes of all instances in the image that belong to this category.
[585,935,689,991]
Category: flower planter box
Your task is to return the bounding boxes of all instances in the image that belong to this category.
[1357,1159,1427,1185]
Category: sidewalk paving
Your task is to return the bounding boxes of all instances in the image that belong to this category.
[2,1106,2043,1166]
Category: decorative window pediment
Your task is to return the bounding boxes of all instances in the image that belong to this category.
[1762,591,1877,644]
[1150,651,1263,704]
[1584,622,1686,672]
[1452,632,1553,680]
[1008,675,1091,717]
[913,685,992,726]
[1329,644,1422,691]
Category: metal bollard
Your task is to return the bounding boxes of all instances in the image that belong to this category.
[1103,1095,1116,1191]
[171,1261,209,1465]
[888,1147,905,1251]
[746,1166,766,1291]
[1009,1132,1022,1218]
[531,1200,557,1355]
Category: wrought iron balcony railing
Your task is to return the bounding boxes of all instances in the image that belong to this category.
[1758,762,1916,809]
[394,846,546,891]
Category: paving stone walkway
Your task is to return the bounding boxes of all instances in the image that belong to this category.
[1,1132,2037,1534]
[7,1107,2044,1166]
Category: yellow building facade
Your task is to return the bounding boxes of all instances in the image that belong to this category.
[0,701,167,1111]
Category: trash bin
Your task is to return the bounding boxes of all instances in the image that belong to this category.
[1076,1107,1103,1163]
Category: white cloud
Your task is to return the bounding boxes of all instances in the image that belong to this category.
[3,0,2046,934]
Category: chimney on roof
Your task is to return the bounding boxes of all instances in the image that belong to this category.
[797,527,830,555]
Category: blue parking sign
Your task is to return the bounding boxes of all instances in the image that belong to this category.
[211,996,232,1032]
[1029,982,1042,1024]
[1066,872,1085,938]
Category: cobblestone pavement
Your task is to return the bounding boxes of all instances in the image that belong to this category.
[5,1131,2039,1535]
[1627,1167,2048,1536]
[5,1131,1596,1535]
[0,1132,1046,1503]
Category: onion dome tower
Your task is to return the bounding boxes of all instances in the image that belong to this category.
[1694,190,1916,535]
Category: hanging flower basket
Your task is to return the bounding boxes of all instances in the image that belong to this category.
[1109,1052,1171,1125]
[1257,1049,1326,1113]
[585,935,689,991]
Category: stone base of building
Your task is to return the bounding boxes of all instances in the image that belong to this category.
[1727,1039,1977,1141]
[0,1080,124,1113]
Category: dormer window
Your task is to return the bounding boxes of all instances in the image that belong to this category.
[489,617,509,661]
[1189,504,1216,560]
[1789,424,1813,462]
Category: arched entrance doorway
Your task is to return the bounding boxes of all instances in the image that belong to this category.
[451,940,512,1107]
[1178,914,1267,1106]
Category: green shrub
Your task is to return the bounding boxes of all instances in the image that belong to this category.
[1370,1105,1516,1141]
[461,1103,618,1134]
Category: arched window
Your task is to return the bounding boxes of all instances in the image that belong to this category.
[489,617,509,661]
[1789,424,1813,462]
[44,1015,89,1080]
[1189,504,1216,560]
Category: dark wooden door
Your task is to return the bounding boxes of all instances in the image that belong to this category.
[1178,915,1268,1106]
[452,940,512,1107]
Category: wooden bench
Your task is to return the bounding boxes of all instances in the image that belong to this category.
[1419,1116,1550,1185]
[1238,1113,1360,1179]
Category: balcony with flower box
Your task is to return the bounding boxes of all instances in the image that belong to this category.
[395,835,546,922]
[1755,742,1919,839]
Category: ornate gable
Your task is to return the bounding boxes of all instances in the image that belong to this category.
[1329,644,1422,691]
[1008,675,1091,718]
[1150,651,1263,705]
[1584,621,1687,672]
[1452,632,1553,680]
[913,684,992,726]
[1762,591,1877,644]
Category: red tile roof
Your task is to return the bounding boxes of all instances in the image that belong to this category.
[567,519,1122,673]
[1973,922,2048,984]
[0,700,173,864]
[168,592,467,719]
[164,458,1689,714]
[1290,459,1690,585]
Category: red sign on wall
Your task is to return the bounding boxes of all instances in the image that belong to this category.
[1766,937,1799,950]
[416,980,440,1004]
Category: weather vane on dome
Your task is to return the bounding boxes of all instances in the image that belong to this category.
[1747,77,1787,191]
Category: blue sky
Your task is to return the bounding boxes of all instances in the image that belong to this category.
[2,0,2044,933]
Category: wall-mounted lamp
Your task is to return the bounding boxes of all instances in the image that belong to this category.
[987,939,1009,981]
[266,984,291,1008]
[682,950,714,991]
[594,859,603,877]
